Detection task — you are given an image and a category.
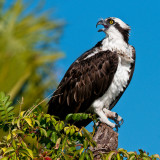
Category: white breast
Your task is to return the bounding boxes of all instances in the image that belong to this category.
[91,56,132,111]
[87,34,133,112]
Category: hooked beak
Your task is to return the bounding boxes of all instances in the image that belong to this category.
[96,19,108,32]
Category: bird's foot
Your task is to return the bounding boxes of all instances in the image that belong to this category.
[114,113,124,126]
[103,108,124,132]
[94,108,123,132]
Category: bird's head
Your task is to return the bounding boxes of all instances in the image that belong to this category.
[96,17,130,43]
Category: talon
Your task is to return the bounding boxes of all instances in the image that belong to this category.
[115,124,119,132]
[115,113,118,120]
[120,118,124,126]
[115,119,123,130]
[117,123,120,128]
[114,113,120,124]
[113,113,123,126]
[115,122,121,132]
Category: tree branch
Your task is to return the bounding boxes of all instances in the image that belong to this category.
[90,123,118,160]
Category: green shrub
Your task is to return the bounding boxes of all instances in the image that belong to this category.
[0,91,159,160]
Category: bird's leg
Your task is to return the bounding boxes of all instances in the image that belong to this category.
[95,108,116,128]
[103,108,124,131]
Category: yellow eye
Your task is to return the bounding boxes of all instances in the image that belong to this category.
[109,20,114,24]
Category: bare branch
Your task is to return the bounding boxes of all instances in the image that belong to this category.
[90,123,118,160]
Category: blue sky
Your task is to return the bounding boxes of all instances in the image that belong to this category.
[33,0,160,155]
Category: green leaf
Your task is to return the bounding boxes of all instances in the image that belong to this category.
[51,131,58,143]
[79,152,85,160]
[59,121,64,130]
[1,148,7,152]
[82,127,93,141]
[25,148,34,159]
[6,134,11,141]
[142,152,149,157]
[5,101,12,108]
[116,153,121,160]
[62,137,67,151]
[74,114,81,121]
[55,138,61,149]
[17,119,21,128]
[128,151,136,155]
[8,112,14,117]
[12,129,24,135]
[87,150,94,160]
[64,127,70,135]
[46,117,50,123]
[19,111,25,117]
[47,130,52,137]
[62,153,70,160]
[118,148,129,158]
[83,139,88,149]
[34,120,40,126]
[1,157,9,160]
[106,151,116,160]
[79,148,84,155]
[21,140,27,148]
[70,127,75,135]
[65,114,73,121]
[85,152,90,160]
[46,143,51,149]
[129,155,136,160]
[12,139,17,149]
[55,121,64,131]
[1,111,6,116]
[82,113,89,119]
[40,128,47,137]
[64,127,69,132]
[24,117,33,127]
[139,149,144,155]
[118,148,126,152]
[19,148,33,159]
[74,150,81,158]
[72,114,79,121]
[37,114,42,122]
[150,154,160,159]
[3,96,10,104]
[0,92,5,99]
[3,147,14,155]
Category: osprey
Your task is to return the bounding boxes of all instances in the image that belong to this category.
[48,17,135,130]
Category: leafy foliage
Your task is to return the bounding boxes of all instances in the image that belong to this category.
[0,92,14,122]
[0,0,64,138]
[0,91,159,160]
[0,91,97,159]
[0,0,63,113]
[100,149,160,160]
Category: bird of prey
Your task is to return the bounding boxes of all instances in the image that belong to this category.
[48,17,135,130]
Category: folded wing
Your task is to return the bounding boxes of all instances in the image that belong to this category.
[48,50,119,121]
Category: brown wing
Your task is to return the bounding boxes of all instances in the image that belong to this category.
[47,50,118,120]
